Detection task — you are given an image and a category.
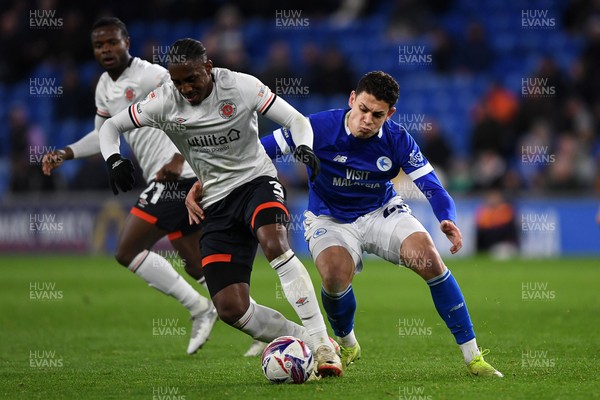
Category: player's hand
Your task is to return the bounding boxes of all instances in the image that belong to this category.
[185,180,205,225]
[41,148,72,176]
[294,145,321,181]
[106,153,135,195]
[155,153,184,182]
[441,220,462,254]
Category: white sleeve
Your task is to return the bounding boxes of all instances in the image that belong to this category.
[99,88,166,160]
[98,110,131,160]
[67,115,107,158]
[69,130,99,159]
[234,72,313,148]
[141,63,171,95]
[94,77,111,118]
[264,97,313,149]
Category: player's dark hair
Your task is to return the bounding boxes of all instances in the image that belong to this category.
[168,38,208,63]
[91,17,129,38]
[355,71,399,108]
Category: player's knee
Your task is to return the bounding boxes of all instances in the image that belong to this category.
[404,247,445,280]
[114,248,136,267]
[315,248,354,293]
[421,248,446,278]
[258,231,289,261]
[319,261,352,293]
[214,301,246,325]
[321,272,351,294]
[401,234,445,279]
[184,263,204,281]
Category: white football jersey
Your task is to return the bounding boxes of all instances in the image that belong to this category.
[95,57,195,182]
[125,67,279,207]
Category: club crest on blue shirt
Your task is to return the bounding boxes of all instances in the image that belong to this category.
[376,156,392,171]
[313,228,327,238]
[408,150,425,168]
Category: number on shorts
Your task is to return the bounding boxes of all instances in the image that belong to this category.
[269,180,285,199]
[383,203,410,218]
[140,181,165,205]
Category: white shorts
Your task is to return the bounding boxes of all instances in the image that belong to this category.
[303,196,427,272]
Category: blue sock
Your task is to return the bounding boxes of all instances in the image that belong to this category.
[427,269,475,345]
[321,285,356,337]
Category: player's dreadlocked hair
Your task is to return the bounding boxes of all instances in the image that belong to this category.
[91,17,129,38]
[168,38,208,64]
[355,71,399,108]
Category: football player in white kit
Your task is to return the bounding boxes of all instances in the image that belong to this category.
[41,18,218,355]
[98,38,344,378]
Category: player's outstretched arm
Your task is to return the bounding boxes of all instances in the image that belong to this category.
[185,180,204,225]
[43,112,115,176]
[440,220,463,254]
[412,170,462,253]
[98,109,140,194]
[42,147,72,176]
[41,114,109,176]
[262,99,320,180]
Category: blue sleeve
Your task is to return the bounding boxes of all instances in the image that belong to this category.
[414,170,457,224]
[260,127,296,160]
[261,134,279,159]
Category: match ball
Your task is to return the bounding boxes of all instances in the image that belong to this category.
[261,336,314,384]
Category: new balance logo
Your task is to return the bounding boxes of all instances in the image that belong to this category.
[333,155,347,163]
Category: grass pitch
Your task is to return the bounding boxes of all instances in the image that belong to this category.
[1,254,598,399]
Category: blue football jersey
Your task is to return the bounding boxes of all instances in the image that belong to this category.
[271,109,437,223]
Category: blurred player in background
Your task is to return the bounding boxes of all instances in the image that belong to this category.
[98,38,343,377]
[41,17,217,355]
[260,71,503,377]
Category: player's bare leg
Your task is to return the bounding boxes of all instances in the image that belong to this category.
[210,282,308,343]
[257,223,343,377]
[315,246,361,369]
[170,229,204,282]
[400,232,503,377]
[170,230,218,354]
[116,213,212,354]
[171,230,267,356]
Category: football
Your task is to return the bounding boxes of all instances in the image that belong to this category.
[261,336,314,384]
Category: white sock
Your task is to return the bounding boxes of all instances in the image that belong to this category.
[270,249,331,351]
[460,338,480,363]
[129,250,211,316]
[232,302,308,343]
[339,330,357,347]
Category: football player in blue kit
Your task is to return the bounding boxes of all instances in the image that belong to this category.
[259,71,503,377]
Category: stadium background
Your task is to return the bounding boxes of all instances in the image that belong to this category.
[2,2,600,399]
[0,0,599,257]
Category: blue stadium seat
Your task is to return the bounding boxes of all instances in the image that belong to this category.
[150,21,170,41]
[170,20,194,41]
[127,22,146,46]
